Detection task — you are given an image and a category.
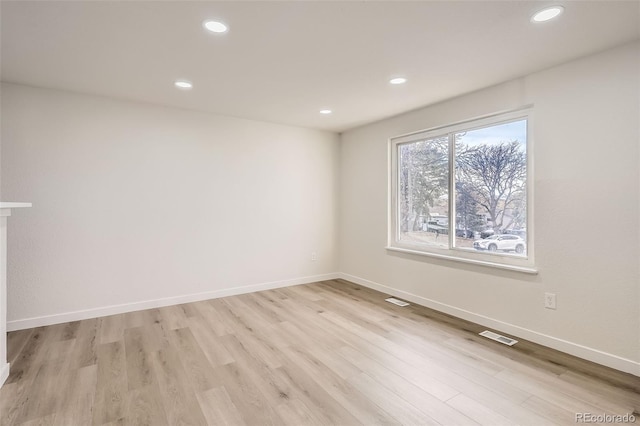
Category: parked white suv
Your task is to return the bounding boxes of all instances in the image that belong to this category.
[473,234,525,254]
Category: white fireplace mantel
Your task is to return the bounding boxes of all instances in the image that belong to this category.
[1,202,32,387]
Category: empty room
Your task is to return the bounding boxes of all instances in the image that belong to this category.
[0,1,639,425]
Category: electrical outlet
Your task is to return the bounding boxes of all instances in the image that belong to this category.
[544,292,557,309]
[310,251,317,262]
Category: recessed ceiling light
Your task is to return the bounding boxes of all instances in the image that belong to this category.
[390,77,407,85]
[203,20,228,33]
[531,6,564,22]
[174,80,193,90]
[319,109,332,115]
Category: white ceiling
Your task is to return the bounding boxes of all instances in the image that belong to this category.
[2,1,639,133]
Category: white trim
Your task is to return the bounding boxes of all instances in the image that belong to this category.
[391,105,534,143]
[0,202,32,209]
[6,273,340,331]
[0,362,9,387]
[386,246,538,274]
[338,272,640,377]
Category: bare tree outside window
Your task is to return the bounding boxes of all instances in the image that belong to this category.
[455,120,527,255]
[398,136,448,248]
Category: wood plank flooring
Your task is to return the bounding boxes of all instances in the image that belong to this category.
[1,279,638,425]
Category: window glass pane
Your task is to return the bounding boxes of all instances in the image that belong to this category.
[398,136,449,248]
[454,120,527,256]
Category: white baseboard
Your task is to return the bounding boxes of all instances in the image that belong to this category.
[6,273,340,332]
[0,363,9,388]
[339,272,640,377]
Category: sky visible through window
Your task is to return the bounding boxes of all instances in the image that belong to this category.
[458,120,526,147]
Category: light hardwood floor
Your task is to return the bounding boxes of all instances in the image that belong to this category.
[1,279,638,425]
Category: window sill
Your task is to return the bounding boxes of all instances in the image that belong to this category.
[385,246,538,275]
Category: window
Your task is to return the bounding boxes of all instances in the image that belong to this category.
[389,108,535,273]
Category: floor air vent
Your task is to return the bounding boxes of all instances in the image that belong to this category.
[385,297,410,307]
[479,330,518,346]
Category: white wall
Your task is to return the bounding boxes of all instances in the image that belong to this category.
[339,41,640,374]
[1,83,339,327]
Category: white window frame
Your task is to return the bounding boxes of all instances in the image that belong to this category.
[388,107,536,274]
